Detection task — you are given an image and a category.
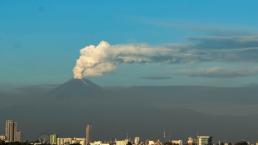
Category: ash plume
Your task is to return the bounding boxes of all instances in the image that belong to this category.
[73,35,258,79]
[73,41,175,79]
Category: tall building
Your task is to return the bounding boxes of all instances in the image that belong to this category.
[85,124,92,145]
[5,120,16,142]
[5,120,21,142]
[50,134,58,145]
[197,136,212,145]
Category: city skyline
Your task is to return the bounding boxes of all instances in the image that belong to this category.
[1,0,258,144]
[0,119,250,145]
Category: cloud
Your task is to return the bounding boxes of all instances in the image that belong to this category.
[73,41,176,79]
[189,35,258,49]
[141,76,171,80]
[188,35,258,62]
[187,35,258,62]
[181,67,258,78]
[73,34,258,78]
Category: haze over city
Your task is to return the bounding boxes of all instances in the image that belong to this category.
[1,0,258,144]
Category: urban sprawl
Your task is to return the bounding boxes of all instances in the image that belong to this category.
[0,120,253,145]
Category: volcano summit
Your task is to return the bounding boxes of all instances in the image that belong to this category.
[50,78,102,98]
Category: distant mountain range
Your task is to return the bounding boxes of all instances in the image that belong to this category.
[47,79,258,105]
[1,79,258,141]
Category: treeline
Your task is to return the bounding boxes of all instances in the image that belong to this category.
[0,141,49,145]
[0,141,82,145]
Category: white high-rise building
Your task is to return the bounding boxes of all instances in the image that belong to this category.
[50,134,58,145]
[5,120,21,142]
[5,120,16,142]
[86,124,92,145]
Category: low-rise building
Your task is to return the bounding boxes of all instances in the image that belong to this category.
[171,140,183,145]
[0,135,6,141]
[90,141,110,145]
[148,141,155,145]
[57,137,85,145]
[15,130,22,142]
[134,137,140,145]
[197,136,212,145]
[116,140,129,145]
[187,137,193,145]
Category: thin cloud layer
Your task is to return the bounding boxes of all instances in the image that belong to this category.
[181,67,258,78]
[141,76,171,80]
[190,35,258,49]
[188,35,258,62]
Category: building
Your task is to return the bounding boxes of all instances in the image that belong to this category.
[5,120,21,142]
[134,137,140,145]
[5,120,17,142]
[15,130,21,142]
[86,124,92,145]
[90,141,110,145]
[154,141,162,145]
[90,141,102,145]
[116,140,129,145]
[148,141,155,145]
[0,135,6,141]
[50,134,58,145]
[171,140,183,145]
[187,137,196,145]
[197,136,212,145]
[57,137,85,145]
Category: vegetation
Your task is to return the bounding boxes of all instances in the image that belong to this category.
[0,141,50,145]
[234,141,248,145]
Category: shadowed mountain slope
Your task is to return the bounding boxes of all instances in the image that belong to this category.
[49,79,102,97]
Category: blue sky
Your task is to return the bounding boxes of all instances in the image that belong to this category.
[1,0,258,86]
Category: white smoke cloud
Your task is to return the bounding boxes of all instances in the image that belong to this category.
[73,37,258,79]
[73,41,173,79]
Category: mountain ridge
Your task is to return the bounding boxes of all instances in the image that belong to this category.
[49,78,102,98]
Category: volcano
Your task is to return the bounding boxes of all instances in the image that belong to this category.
[50,78,102,97]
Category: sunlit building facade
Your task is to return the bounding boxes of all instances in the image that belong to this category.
[57,137,85,145]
